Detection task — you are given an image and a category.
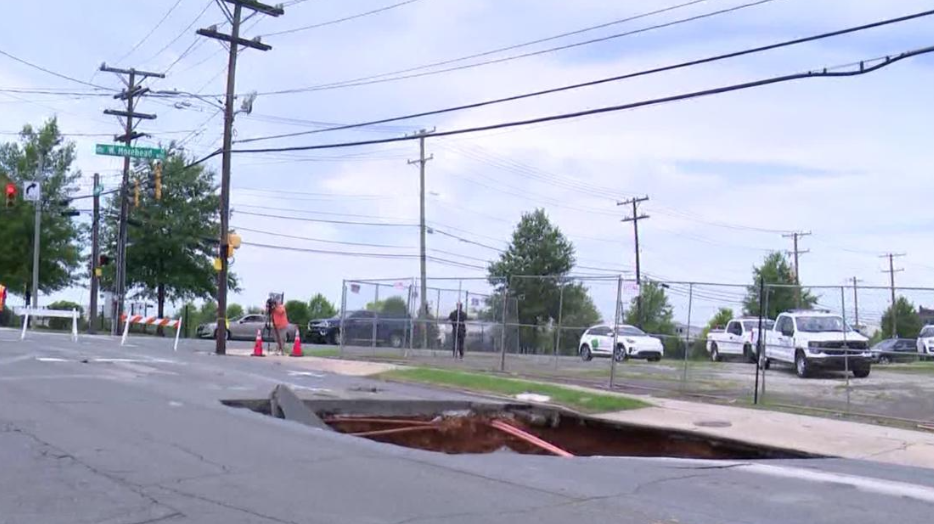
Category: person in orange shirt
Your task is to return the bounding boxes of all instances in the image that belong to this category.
[272,299,289,355]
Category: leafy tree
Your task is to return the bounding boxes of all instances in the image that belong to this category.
[702,307,734,338]
[226,303,244,320]
[47,300,82,330]
[488,209,588,352]
[743,252,817,319]
[556,284,602,354]
[366,296,409,315]
[101,146,236,327]
[246,305,264,315]
[285,300,310,333]
[308,293,337,319]
[0,119,84,300]
[881,296,922,338]
[624,281,675,335]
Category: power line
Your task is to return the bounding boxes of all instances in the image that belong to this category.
[241,240,486,270]
[254,0,769,95]
[235,209,418,227]
[262,0,426,37]
[145,0,215,65]
[232,225,415,248]
[226,47,934,156]
[0,47,113,90]
[234,6,934,143]
[113,0,185,65]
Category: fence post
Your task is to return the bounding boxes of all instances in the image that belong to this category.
[754,277,764,405]
[371,283,379,350]
[554,281,565,368]
[609,276,623,388]
[841,285,850,414]
[405,280,414,357]
[499,277,509,372]
[680,283,693,391]
[761,283,770,402]
[339,280,347,357]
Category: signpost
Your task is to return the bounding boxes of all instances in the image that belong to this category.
[95,144,166,160]
[23,181,40,202]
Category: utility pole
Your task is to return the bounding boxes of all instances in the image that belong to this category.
[881,253,905,338]
[198,0,283,355]
[408,128,434,348]
[100,64,163,335]
[782,230,811,308]
[89,173,101,335]
[618,196,649,328]
[851,276,862,330]
[30,154,44,309]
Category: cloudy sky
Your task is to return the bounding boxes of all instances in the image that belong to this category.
[3,0,934,327]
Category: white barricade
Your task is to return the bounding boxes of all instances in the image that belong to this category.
[16,307,79,342]
[121,315,182,351]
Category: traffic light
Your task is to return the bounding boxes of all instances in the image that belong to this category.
[226,231,241,258]
[99,255,111,266]
[153,161,162,201]
[134,179,140,208]
[5,183,15,208]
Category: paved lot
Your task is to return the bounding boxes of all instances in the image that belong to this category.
[331,343,934,424]
[5,328,934,523]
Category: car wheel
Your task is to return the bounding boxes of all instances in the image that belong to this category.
[286,332,294,343]
[580,345,593,362]
[710,343,720,362]
[613,345,627,362]
[879,355,891,365]
[389,333,404,349]
[213,329,231,341]
[795,350,810,378]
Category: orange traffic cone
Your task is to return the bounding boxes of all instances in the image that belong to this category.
[252,329,264,357]
[291,330,303,357]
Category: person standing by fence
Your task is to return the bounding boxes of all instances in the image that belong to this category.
[448,302,468,359]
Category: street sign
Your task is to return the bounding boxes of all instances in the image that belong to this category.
[95,144,166,160]
[23,181,40,202]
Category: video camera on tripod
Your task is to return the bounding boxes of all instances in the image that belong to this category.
[263,292,284,347]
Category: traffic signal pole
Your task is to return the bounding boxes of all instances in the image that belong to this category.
[89,173,100,335]
[29,154,43,308]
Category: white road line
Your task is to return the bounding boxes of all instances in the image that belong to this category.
[287,371,326,378]
[0,354,37,366]
[35,357,69,362]
[740,463,934,504]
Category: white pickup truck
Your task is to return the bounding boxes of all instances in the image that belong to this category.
[764,310,872,378]
[706,317,774,363]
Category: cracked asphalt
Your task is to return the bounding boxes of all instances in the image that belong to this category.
[3,329,934,523]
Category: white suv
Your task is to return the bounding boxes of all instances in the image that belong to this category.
[579,324,663,362]
[765,310,872,378]
[917,325,934,359]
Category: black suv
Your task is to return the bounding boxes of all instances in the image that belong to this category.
[306,310,411,348]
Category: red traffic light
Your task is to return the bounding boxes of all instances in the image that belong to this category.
[5,183,14,196]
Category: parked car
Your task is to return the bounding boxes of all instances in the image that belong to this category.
[763,310,872,378]
[917,325,934,359]
[196,314,298,342]
[871,338,918,364]
[307,315,341,345]
[706,317,775,363]
[579,324,663,362]
[325,310,411,348]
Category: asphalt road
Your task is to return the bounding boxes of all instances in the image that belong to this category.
[4,329,934,523]
[331,343,934,423]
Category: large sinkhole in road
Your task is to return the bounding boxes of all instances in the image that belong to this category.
[224,396,814,460]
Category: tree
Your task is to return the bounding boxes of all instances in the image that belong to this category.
[101,146,236,327]
[47,300,83,330]
[743,252,817,319]
[881,297,922,338]
[365,296,409,315]
[488,209,584,352]
[246,305,264,315]
[624,281,675,335]
[227,303,244,319]
[285,300,310,333]
[308,293,337,319]
[555,284,602,353]
[0,119,84,300]
[705,307,734,334]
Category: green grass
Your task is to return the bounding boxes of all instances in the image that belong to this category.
[305,348,340,358]
[379,368,649,413]
[877,362,934,374]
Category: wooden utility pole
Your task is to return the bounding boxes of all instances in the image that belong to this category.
[88,173,100,335]
[881,253,905,338]
[782,231,811,308]
[100,64,163,335]
[197,0,283,355]
[407,129,433,348]
[618,196,649,328]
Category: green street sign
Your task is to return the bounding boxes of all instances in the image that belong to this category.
[95,144,166,160]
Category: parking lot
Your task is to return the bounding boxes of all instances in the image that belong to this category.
[330,343,934,425]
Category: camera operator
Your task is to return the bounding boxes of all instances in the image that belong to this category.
[268,297,289,355]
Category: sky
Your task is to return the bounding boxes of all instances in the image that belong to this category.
[3,0,934,329]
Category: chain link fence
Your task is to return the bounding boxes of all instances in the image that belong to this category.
[333,275,934,427]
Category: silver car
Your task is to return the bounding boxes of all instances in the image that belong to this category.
[197,314,298,342]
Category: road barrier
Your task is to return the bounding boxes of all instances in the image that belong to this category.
[120,315,182,351]
[17,307,79,342]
